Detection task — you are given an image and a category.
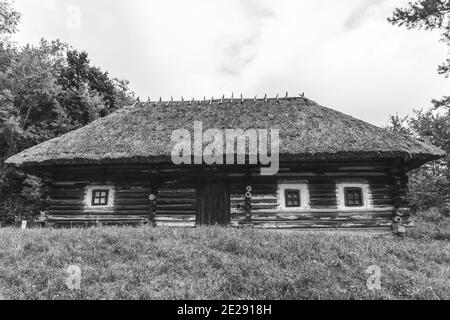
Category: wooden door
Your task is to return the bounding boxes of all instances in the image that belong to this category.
[196,180,230,226]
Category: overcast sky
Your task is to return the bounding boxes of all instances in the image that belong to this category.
[12,0,450,126]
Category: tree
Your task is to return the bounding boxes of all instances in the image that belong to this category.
[0,0,136,225]
[387,110,450,213]
[389,0,450,108]
[0,1,20,75]
[388,1,450,214]
[0,0,20,36]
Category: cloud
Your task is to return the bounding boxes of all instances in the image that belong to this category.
[342,0,393,32]
[341,0,412,33]
[218,37,258,75]
[216,0,276,76]
[11,0,450,126]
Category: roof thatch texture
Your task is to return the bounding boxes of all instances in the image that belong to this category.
[5,97,445,167]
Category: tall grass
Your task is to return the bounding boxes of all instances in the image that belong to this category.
[0,222,449,300]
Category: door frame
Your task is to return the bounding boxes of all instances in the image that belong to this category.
[196,179,231,226]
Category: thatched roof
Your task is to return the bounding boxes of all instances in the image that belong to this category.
[5,97,445,167]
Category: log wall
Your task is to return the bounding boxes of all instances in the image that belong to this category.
[156,182,196,227]
[42,161,404,230]
[229,163,395,230]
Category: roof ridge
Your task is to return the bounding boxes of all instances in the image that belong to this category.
[135,94,313,105]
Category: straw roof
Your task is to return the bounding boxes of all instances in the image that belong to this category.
[5,97,445,167]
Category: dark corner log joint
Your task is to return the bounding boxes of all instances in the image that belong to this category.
[40,174,52,225]
[391,164,409,235]
[149,186,158,227]
[244,185,253,225]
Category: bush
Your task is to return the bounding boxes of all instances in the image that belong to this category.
[408,166,450,213]
[416,207,445,222]
[407,215,450,241]
[0,167,41,226]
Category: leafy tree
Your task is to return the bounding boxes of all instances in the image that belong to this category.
[389,1,450,215]
[388,114,413,135]
[389,0,450,108]
[0,1,20,75]
[388,110,450,213]
[0,0,136,225]
[0,0,20,36]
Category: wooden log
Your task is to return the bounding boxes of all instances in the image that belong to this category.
[115,199,149,205]
[155,210,197,215]
[156,199,197,205]
[49,199,84,205]
[155,215,196,221]
[252,219,392,229]
[245,211,393,221]
[47,215,149,220]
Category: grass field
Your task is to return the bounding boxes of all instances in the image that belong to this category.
[0,218,449,300]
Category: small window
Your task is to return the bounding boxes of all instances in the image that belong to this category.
[344,187,363,207]
[284,189,301,207]
[278,183,309,211]
[91,189,109,206]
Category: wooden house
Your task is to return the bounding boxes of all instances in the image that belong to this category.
[5,97,444,233]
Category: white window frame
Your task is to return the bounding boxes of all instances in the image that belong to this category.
[336,182,372,211]
[278,182,310,211]
[84,185,115,211]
